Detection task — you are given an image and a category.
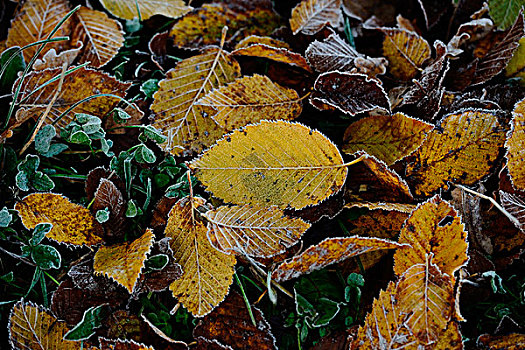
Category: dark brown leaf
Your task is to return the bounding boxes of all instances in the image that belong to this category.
[92,178,127,243]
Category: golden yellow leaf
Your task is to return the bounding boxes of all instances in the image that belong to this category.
[93,229,154,293]
[381,28,431,80]
[477,333,525,349]
[6,0,72,62]
[506,37,525,84]
[272,236,403,281]
[72,6,125,68]
[205,205,311,257]
[196,74,303,131]
[169,3,282,49]
[15,67,130,129]
[232,42,312,72]
[235,35,291,50]
[165,197,236,317]
[150,48,241,156]
[506,98,525,189]
[15,193,104,246]
[393,195,468,279]
[290,0,342,35]
[406,110,506,196]
[189,120,348,210]
[99,0,191,20]
[9,301,82,349]
[343,113,433,165]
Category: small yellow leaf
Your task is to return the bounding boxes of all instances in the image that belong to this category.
[197,74,303,131]
[9,301,82,349]
[93,229,155,293]
[343,113,433,165]
[205,205,311,257]
[381,28,431,80]
[506,98,525,189]
[506,37,525,84]
[165,197,236,317]
[189,120,348,210]
[290,0,342,35]
[100,0,191,20]
[15,193,104,246]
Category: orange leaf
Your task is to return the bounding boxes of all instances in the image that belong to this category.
[290,0,342,35]
[93,229,155,293]
[15,193,104,246]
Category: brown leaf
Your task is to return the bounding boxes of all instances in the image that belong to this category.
[33,42,83,71]
[232,41,312,72]
[342,0,397,23]
[92,178,127,243]
[477,333,525,349]
[290,0,342,35]
[96,338,155,350]
[418,0,452,29]
[499,191,525,231]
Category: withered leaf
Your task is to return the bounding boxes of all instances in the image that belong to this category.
[95,337,155,350]
[100,0,191,20]
[477,333,525,349]
[232,41,312,72]
[15,192,104,246]
[33,43,83,71]
[311,72,390,115]
[344,202,417,213]
[506,98,525,190]
[499,191,525,231]
[92,178,127,243]
[290,0,342,35]
[341,0,397,23]
[189,120,348,210]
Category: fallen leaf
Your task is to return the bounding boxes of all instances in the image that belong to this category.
[499,191,525,230]
[406,109,506,196]
[342,112,433,165]
[506,37,525,84]
[96,338,155,350]
[92,178,127,243]
[189,120,348,210]
[100,0,191,20]
[33,42,83,70]
[93,229,155,293]
[477,332,525,349]
[232,41,312,72]
[196,74,303,131]
[344,202,417,213]
[194,337,232,350]
[290,0,342,35]
[488,0,525,29]
[506,98,525,189]
[150,48,241,156]
[15,192,104,246]
[205,205,310,257]
[342,0,397,23]
[165,196,236,317]
[272,236,403,281]
[235,35,290,49]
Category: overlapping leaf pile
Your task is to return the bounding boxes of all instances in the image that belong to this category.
[2,0,525,349]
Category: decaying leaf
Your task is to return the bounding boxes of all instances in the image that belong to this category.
[193,291,276,350]
[6,0,71,62]
[15,67,130,129]
[100,0,191,20]
[205,205,310,257]
[15,192,104,246]
[477,332,525,349]
[341,0,397,23]
[33,43,83,71]
[272,236,403,281]
[150,48,241,156]
[343,113,433,165]
[344,202,417,213]
[9,301,82,349]
[92,178,127,243]
[500,191,525,230]
[196,74,302,131]
[235,35,291,50]
[290,0,342,35]
[311,72,390,115]
[96,338,155,350]
[488,0,525,29]
[506,98,525,189]
[393,196,468,278]
[189,120,348,210]
[72,6,125,68]
[381,28,431,80]
[406,109,506,196]
[93,229,155,293]
[165,196,236,317]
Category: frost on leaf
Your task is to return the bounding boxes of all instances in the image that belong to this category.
[95,338,156,350]
[15,193,104,246]
[100,0,191,20]
[343,113,433,165]
[406,110,506,196]
[197,74,303,131]
[290,0,342,35]
[205,205,310,257]
[272,236,403,281]
[506,98,525,189]
[189,120,348,210]
[93,229,155,293]
[165,196,236,317]
[92,178,127,243]
[499,191,525,230]
[150,48,241,156]
[9,301,82,349]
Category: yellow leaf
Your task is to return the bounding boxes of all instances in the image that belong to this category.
[477,333,525,349]
[15,67,130,129]
[381,28,431,80]
[189,120,348,209]
[6,0,72,62]
[272,236,403,281]
[232,41,312,72]
[72,6,125,68]
[15,193,104,246]
[290,0,342,35]
[393,196,468,279]
[506,98,525,189]
[506,37,525,84]
[99,0,191,20]
[235,35,291,50]
[150,48,241,156]
[165,197,236,317]
[9,301,82,349]
[344,202,417,213]
[343,113,433,165]
[205,205,311,257]
[196,74,303,131]
[169,3,282,49]
[406,110,506,196]
[93,229,155,293]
